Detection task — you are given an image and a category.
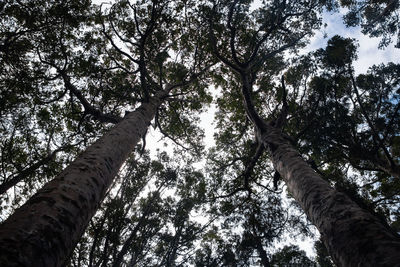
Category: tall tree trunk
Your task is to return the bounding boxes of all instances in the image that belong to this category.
[0,92,166,267]
[257,125,400,267]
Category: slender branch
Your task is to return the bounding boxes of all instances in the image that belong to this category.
[250,33,307,70]
[349,67,396,169]
[133,5,144,37]
[109,3,138,47]
[210,186,249,201]
[0,146,67,195]
[155,111,190,151]
[254,181,281,194]
[241,142,265,188]
[101,17,140,65]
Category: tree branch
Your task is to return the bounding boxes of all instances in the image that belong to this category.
[227,0,243,67]
[275,75,288,129]
[349,67,397,170]
[61,72,122,124]
[208,6,241,73]
[241,142,265,189]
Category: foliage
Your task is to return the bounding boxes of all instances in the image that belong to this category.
[285,35,400,229]
[0,0,399,265]
[339,0,400,48]
[270,245,317,267]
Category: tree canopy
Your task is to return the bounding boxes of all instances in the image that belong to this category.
[0,0,399,266]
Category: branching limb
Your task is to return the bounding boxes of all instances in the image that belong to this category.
[36,46,123,124]
[349,66,397,170]
[210,186,251,201]
[254,181,282,194]
[100,11,139,65]
[61,73,123,124]
[208,5,241,73]
[250,33,307,70]
[0,143,73,195]
[155,110,191,151]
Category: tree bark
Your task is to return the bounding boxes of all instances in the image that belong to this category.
[0,92,166,267]
[257,125,400,267]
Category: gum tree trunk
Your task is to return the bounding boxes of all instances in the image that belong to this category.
[0,93,165,267]
[258,125,400,267]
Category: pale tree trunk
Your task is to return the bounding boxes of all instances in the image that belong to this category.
[0,92,166,267]
[257,125,400,267]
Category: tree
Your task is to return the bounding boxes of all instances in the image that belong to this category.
[206,0,400,266]
[291,36,400,179]
[286,36,400,231]
[270,245,317,267]
[0,0,212,265]
[339,0,400,48]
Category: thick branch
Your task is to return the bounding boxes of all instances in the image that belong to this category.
[61,73,122,124]
[240,74,267,131]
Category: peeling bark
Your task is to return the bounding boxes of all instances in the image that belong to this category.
[0,93,166,267]
[258,125,400,267]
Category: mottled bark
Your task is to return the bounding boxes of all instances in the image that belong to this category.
[0,92,165,267]
[258,125,400,267]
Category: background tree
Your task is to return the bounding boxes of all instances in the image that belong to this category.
[0,0,92,216]
[67,151,210,267]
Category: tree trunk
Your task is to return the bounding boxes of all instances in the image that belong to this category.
[254,235,270,267]
[257,125,400,267]
[0,93,165,267]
